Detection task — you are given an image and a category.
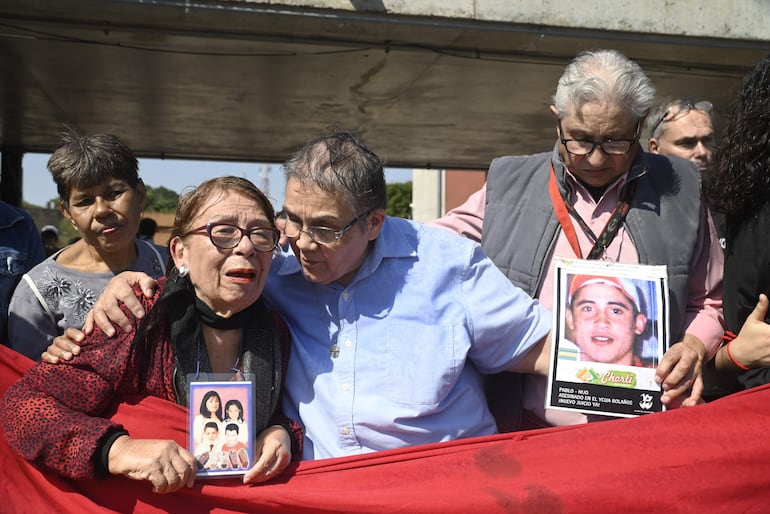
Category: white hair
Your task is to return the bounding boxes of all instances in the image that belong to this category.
[552,49,655,120]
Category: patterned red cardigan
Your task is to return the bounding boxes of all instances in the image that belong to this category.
[0,279,302,479]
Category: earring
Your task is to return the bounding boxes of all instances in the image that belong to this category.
[178,264,189,277]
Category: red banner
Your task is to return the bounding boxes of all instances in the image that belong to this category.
[1,345,768,513]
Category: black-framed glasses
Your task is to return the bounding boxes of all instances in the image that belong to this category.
[278,209,372,245]
[558,120,640,156]
[185,223,280,252]
[649,100,713,138]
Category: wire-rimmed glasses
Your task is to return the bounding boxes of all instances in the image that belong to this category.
[278,209,372,245]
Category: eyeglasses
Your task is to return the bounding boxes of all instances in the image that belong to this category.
[278,209,372,246]
[558,120,640,156]
[649,101,713,138]
[184,223,280,252]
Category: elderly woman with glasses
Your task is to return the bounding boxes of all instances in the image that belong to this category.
[0,176,302,493]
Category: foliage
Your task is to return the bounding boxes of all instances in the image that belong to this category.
[386,182,412,219]
[145,185,179,213]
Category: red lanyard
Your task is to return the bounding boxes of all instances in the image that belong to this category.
[548,160,636,260]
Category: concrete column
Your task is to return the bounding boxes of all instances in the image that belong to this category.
[412,168,444,223]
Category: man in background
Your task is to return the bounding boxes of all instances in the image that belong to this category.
[40,225,60,256]
[646,98,714,173]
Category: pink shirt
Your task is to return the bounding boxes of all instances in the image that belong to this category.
[428,169,724,426]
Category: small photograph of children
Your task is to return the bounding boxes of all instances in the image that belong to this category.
[189,382,252,476]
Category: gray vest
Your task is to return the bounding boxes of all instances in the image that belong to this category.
[482,146,702,342]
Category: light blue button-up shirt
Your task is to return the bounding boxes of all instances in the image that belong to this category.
[264,217,550,460]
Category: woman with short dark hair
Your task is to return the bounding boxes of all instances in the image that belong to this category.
[8,130,167,360]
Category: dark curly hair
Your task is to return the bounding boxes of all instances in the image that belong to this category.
[704,54,770,224]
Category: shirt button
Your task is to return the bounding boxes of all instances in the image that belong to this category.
[342,384,350,392]
[342,292,349,300]
[341,427,350,435]
[344,340,352,347]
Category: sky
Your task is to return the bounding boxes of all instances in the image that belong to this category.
[20,153,414,210]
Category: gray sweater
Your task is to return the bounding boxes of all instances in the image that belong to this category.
[7,239,168,360]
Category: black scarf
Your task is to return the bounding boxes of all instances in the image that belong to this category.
[158,268,276,407]
[130,267,283,439]
[195,295,252,330]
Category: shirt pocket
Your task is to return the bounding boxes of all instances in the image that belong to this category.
[385,323,463,406]
[0,247,29,277]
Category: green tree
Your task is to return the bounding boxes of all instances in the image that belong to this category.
[387,182,412,219]
[145,185,179,213]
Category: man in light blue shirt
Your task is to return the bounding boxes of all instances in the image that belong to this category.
[47,130,553,461]
[268,130,551,459]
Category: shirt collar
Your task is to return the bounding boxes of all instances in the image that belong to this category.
[341,216,418,285]
[551,141,650,198]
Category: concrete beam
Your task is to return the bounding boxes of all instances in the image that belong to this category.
[266,0,770,41]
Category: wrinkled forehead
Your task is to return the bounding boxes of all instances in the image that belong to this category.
[284,177,353,217]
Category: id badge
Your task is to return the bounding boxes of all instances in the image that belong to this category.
[188,373,255,478]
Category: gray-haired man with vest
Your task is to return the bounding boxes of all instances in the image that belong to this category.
[429,49,723,430]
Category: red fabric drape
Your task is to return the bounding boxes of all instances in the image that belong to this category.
[1,344,769,513]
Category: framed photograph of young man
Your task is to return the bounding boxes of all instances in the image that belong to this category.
[189,379,254,478]
[546,257,669,418]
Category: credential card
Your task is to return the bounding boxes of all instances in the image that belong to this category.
[546,257,669,418]
[189,377,254,478]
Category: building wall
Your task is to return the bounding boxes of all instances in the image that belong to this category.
[445,170,486,212]
[412,169,486,223]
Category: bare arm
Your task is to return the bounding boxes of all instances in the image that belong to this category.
[714,294,770,372]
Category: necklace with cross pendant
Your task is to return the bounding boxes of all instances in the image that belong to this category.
[330,337,341,358]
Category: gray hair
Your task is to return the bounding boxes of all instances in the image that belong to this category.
[552,49,655,120]
[283,129,387,215]
[645,97,714,139]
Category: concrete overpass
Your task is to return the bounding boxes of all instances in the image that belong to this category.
[1,0,769,204]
